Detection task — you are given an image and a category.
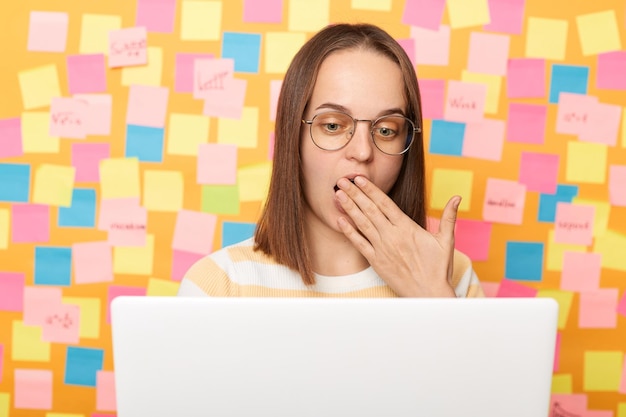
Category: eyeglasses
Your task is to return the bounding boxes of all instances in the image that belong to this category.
[302,110,420,155]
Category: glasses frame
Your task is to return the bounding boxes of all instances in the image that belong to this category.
[301,110,421,156]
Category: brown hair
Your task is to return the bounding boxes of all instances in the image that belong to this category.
[254,23,426,285]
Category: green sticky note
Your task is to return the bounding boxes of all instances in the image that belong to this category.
[202,185,240,215]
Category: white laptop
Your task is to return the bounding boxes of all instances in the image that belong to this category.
[111,297,558,417]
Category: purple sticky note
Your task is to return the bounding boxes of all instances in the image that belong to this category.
[136,0,176,33]
[11,204,50,243]
[519,152,559,193]
[609,165,626,207]
[0,272,25,312]
[496,279,538,297]
[411,25,450,66]
[172,210,218,255]
[197,144,238,185]
[468,32,510,76]
[243,0,283,23]
[27,11,69,52]
[0,118,23,158]
[506,103,547,144]
[107,285,146,323]
[462,118,506,161]
[483,0,526,34]
[402,0,446,30]
[72,143,110,183]
[507,58,545,98]
[597,51,626,90]
[560,251,601,292]
[67,54,107,94]
[455,219,492,261]
[419,79,446,120]
[171,249,205,282]
[126,85,169,128]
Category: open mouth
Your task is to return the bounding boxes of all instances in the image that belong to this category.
[333,178,355,192]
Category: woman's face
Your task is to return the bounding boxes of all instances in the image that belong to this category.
[300,48,407,234]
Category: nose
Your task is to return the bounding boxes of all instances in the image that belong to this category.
[345,120,374,162]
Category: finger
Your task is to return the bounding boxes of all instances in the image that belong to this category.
[341,176,405,225]
[335,189,381,243]
[337,216,375,260]
[437,195,461,245]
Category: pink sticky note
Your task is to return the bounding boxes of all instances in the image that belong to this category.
[467,32,510,76]
[419,79,446,119]
[42,303,80,344]
[583,411,615,417]
[0,344,3,383]
[268,131,275,160]
[496,279,538,297]
[411,25,450,66]
[11,204,50,243]
[67,54,107,94]
[483,178,526,225]
[49,97,88,139]
[609,165,626,207]
[553,332,561,372]
[107,203,147,247]
[23,286,63,326]
[15,369,53,410]
[202,78,247,119]
[483,0,526,34]
[27,11,68,52]
[72,143,110,182]
[171,249,205,282]
[74,94,113,136]
[126,85,169,128]
[555,93,598,136]
[579,288,619,328]
[197,144,238,185]
[193,58,235,100]
[109,27,148,68]
[455,219,492,261]
[519,152,559,193]
[620,353,626,393]
[506,103,547,144]
[597,51,626,90]
[579,102,621,146]
[174,53,214,93]
[0,117,23,158]
[506,58,545,98]
[397,38,416,65]
[172,210,218,255]
[549,394,588,417]
[72,241,114,284]
[96,371,117,411]
[269,80,282,122]
[107,285,146,323]
[243,0,283,23]
[444,80,486,123]
[462,118,506,161]
[554,202,595,246]
[618,291,626,317]
[402,0,446,30]
[0,272,25,312]
[560,251,601,292]
[479,282,499,297]
[136,0,176,33]
[98,198,140,231]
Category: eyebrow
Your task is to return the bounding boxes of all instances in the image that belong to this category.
[314,103,407,118]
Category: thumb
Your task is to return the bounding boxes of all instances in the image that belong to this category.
[438,195,461,244]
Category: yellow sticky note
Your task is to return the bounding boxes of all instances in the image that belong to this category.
[11,320,51,362]
[618,403,626,417]
[121,47,163,86]
[167,113,210,155]
[288,0,330,32]
[181,1,222,40]
[461,71,502,114]
[571,198,610,237]
[18,65,61,110]
[33,164,75,207]
[593,230,626,272]
[62,297,101,339]
[526,17,568,60]
[536,289,573,330]
[566,142,607,184]
[0,393,9,417]
[584,351,623,391]
[21,112,60,153]
[430,169,473,211]
[114,234,154,275]
[147,278,181,296]
[576,10,621,56]
[238,162,272,202]
[143,170,184,212]
[100,157,140,199]
[79,14,121,54]
[217,107,259,148]
[0,209,9,249]
[546,230,586,271]
[446,0,490,29]
[46,414,85,417]
[351,0,392,10]
[551,374,573,393]
[265,32,307,74]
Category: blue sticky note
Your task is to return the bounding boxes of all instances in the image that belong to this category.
[0,163,30,202]
[64,346,104,387]
[549,64,589,103]
[222,32,261,73]
[222,221,256,247]
[505,241,544,281]
[125,124,164,162]
[429,120,465,156]
[58,188,96,227]
[537,184,579,222]
[34,246,72,286]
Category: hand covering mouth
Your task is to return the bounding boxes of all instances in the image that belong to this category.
[333,178,355,192]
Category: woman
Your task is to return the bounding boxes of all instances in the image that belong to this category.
[177,23,483,298]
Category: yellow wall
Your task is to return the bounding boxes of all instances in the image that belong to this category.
[1,0,625,415]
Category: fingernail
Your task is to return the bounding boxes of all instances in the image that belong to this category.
[454,196,461,209]
[354,176,366,186]
[336,190,348,202]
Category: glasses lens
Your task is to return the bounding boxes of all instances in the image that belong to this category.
[372,116,414,155]
[310,112,353,150]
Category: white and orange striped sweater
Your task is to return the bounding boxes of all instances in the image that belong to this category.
[177,238,484,298]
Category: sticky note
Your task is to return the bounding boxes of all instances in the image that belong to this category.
[125,125,165,163]
[619,293,626,318]
[0,163,30,203]
[72,143,110,183]
[42,303,80,344]
[496,279,538,298]
[222,222,256,247]
[18,65,61,110]
[265,32,307,74]
[27,11,68,52]
[554,203,595,246]
[136,0,176,33]
[419,79,446,120]
[172,210,217,255]
[0,392,7,416]
[429,120,465,156]
[549,394,588,416]
[483,0,525,34]
[22,112,60,153]
[411,25,450,66]
[525,17,568,61]
[565,141,607,184]
[506,103,547,144]
[96,371,117,411]
[397,38,416,65]
[579,289,618,328]
[107,202,147,248]
[113,234,154,275]
[126,85,169,128]
[244,0,284,22]
[597,51,626,90]
[99,158,140,199]
[287,0,329,32]
[552,374,573,394]
[0,209,8,249]
[537,289,574,329]
[483,178,526,225]
[72,241,113,284]
[352,0,391,10]
[23,286,62,326]
[546,230,586,271]
[0,118,22,158]
[63,297,101,339]
[222,32,262,73]
[0,272,24,312]
[121,47,163,86]
[269,81,282,122]
[73,94,113,136]
[14,369,53,409]
[107,285,146,322]
[166,113,210,155]
[143,170,184,212]
[147,278,180,296]
[555,92,597,136]
[12,321,51,361]
[575,10,621,56]
[462,118,505,161]
[519,152,559,194]
[444,80,486,123]
[203,78,247,119]
[0,345,3,383]
[430,169,473,211]
[197,144,238,185]
[505,241,543,281]
[461,71,502,114]
[181,1,222,40]
[97,197,140,231]
[238,162,272,203]
[609,165,626,207]
[217,107,259,148]
[175,53,214,93]
[67,54,107,94]
[11,204,49,243]
[34,246,72,286]
[109,26,148,67]
[584,351,623,391]
[506,58,545,98]
[446,0,489,29]
[579,102,621,146]
[468,32,510,76]
[49,97,88,139]
[79,14,122,54]
[549,64,589,104]
[402,0,445,30]
[171,250,205,281]
[593,230,626,272]
[33,164,75,207]
[193,58,234,100]
[454,219,492,261]
[202,185,240,215]
[65,346,104,387]
[560,251,601,292]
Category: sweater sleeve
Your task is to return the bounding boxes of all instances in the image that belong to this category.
[451,249,485,298]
